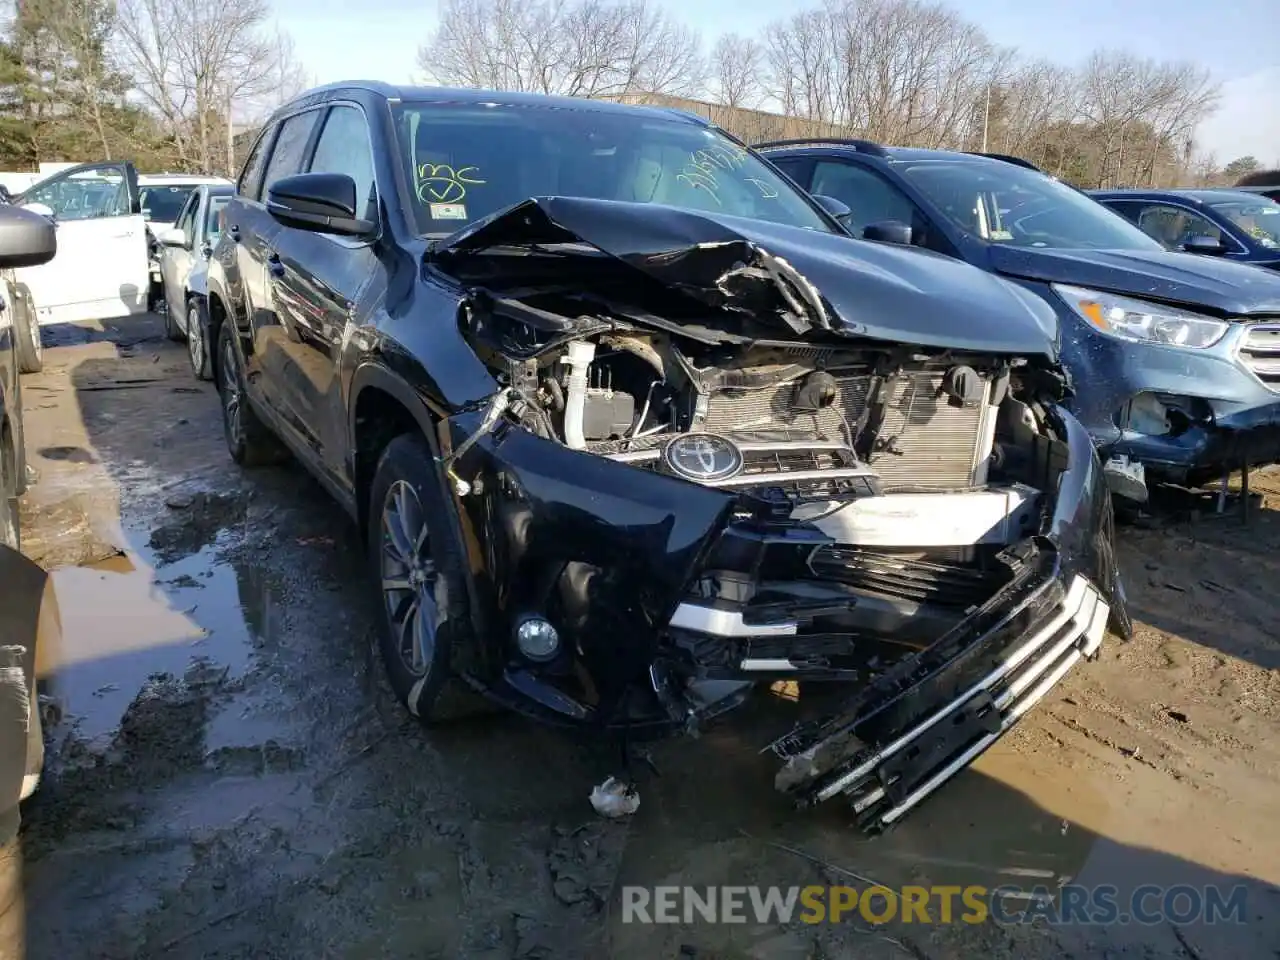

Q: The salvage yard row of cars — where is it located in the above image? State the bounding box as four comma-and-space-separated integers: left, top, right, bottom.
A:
4, 83, 1280, 831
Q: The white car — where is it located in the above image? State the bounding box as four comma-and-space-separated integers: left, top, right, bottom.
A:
9, 162, 230, 327
137, 173, 233, 234
138, 174, 233, 314
155, 183, 232, 378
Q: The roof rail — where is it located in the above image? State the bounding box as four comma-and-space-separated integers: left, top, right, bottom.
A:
753, 137, 889, 158
968, 152, 1043, 172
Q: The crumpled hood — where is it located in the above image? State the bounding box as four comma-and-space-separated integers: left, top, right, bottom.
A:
433, 196, 1059, 356
987, 244, 1280, 315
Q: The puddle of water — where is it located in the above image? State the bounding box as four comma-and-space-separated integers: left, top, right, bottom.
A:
36, 543, 270, 740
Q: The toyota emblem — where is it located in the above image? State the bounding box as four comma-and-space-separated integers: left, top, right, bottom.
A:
661, 433, 745, 483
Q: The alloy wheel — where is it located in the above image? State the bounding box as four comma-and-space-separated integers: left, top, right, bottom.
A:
24, 303, 41, 367
380, 479, 438, 676
220, 335, 243, 445
188, 305, 205, 376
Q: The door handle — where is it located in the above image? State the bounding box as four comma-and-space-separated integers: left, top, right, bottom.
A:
111, 231, 135, 239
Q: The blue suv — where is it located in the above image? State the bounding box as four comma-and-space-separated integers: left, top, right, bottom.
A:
758, 139, 1280, 502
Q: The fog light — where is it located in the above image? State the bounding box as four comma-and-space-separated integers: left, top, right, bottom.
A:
515, 616, 560, 661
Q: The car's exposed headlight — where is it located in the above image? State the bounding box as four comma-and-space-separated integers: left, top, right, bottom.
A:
1053, 284, 1229, 349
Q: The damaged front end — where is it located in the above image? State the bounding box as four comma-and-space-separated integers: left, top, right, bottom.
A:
429, 197, 1130, 827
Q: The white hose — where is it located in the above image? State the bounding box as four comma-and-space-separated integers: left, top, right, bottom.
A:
562, 340, 596, 449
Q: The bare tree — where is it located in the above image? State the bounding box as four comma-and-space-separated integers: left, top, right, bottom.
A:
763, 0, 998, 148
417, 0, 703, 99
1077, 50, 1219, 187
115, 0, 303, 173
708, 32, 762, 110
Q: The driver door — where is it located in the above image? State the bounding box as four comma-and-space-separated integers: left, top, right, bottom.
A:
13, 161, 150, 325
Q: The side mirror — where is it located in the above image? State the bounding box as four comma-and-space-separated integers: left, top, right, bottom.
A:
1181, 235, 1227, 256
159, 226, 187, 247
811, 194, 852, 227
266, 172, 375, 238
863, 219, 913, 245
0, 204, 58, 268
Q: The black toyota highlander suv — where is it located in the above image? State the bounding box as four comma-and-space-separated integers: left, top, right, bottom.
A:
758, 139, 1280, 504
205, 81, 1128, 829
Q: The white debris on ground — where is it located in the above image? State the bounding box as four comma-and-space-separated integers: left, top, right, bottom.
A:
589, 776, 639, 818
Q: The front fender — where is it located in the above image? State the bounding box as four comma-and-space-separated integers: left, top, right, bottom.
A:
448, 417, 736, 718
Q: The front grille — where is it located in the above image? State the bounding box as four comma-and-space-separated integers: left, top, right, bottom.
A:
606, 439, 881, 500
699, 370, 989, 490
807, 546, 1009, 608
1239, 323, 1280, 392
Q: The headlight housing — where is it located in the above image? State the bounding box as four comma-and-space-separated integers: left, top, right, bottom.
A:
1053, 284, 1229, 349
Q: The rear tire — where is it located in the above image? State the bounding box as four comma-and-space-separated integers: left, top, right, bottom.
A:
367, 433, 483, 724
186, 300, 211, 380
162, 298, 182, 342
216, 322, 285, 467
11, 286, 42, 375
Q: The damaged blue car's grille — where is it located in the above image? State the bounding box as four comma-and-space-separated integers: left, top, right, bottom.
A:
1239, 323, 1280, 392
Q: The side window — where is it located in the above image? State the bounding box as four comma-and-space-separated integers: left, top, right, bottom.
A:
206, 196, 229, 244
237, 130, 271, 201
1134, 204, 1224, 249
22, 163, 129, 221
175, 192, 199, 240
811, 161, 920, 234
769, 157, 810, 187
308, 104, 378, 222
261, 110, 321, 197
809, 160, 943, 251
1103, 200, 1144, 225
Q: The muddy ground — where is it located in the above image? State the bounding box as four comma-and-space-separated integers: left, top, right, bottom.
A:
9, 314, 1280, 959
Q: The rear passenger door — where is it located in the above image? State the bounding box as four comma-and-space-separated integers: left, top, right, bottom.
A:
269, 101, 381, 491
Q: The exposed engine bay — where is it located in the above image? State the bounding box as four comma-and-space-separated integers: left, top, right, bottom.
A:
454, 285, 1067, 634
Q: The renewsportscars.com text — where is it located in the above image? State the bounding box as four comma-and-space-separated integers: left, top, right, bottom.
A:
621, 884, 1249, 926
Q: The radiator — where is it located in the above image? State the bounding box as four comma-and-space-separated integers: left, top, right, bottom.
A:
699, 370, 993, 491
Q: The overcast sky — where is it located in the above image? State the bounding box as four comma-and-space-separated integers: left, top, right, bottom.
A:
272, 0, 1279, 166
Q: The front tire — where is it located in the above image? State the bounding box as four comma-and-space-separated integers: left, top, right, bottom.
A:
186, 300, 211, 380
216, 323, 284, 466
0, 497, 17, 552
12, 286, 42, 375
367, 433, 480, 724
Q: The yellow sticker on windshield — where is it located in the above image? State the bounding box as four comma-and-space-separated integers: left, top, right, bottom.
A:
430, 203, 468, 220
416, 164, 485, 204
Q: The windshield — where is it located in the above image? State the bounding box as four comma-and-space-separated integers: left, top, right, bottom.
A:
140, 185, 195, 224
901, 161, 1164, 251
1211, 199, 1280, 249
391, 102, 832, 236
